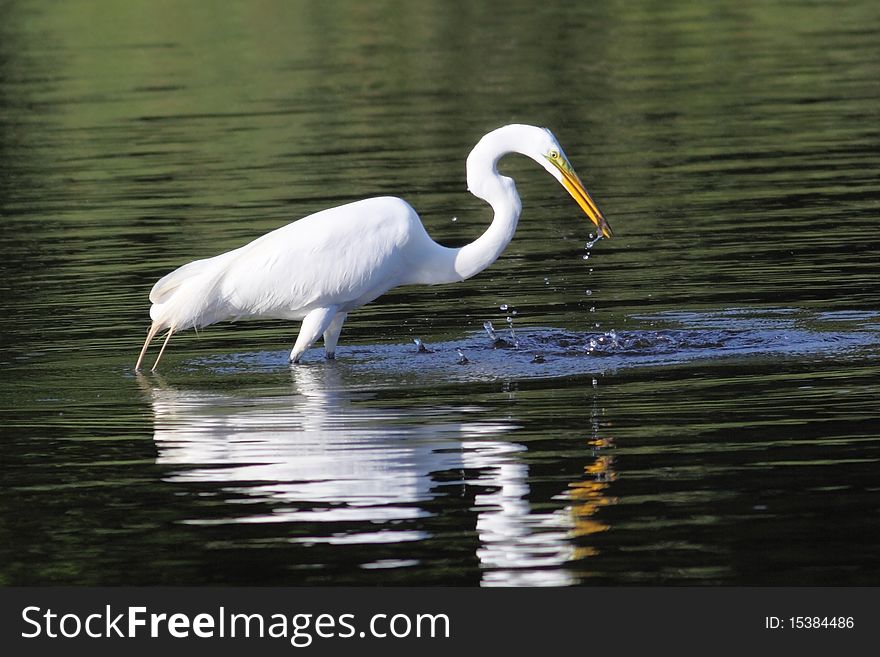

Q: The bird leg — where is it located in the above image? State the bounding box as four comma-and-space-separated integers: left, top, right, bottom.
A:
135, 323, 160, 371
322, 312, 348, 360
152, 328, 175, 372
289, 306, 339, 364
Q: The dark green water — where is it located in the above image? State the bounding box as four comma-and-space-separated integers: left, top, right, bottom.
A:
1, 0, 879, 585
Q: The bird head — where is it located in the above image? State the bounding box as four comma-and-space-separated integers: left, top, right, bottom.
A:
467, 123, 613, 239
533, 128, 613, 239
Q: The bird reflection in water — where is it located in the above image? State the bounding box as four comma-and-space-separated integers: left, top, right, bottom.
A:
138, 366, 616, 585
567, 399, 618, 561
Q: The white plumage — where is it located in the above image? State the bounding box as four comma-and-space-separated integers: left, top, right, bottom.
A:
136, 124, 612, 370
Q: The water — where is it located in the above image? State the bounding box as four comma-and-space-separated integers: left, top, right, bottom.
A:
412, 337, 431, 353
2, 0, 880, 586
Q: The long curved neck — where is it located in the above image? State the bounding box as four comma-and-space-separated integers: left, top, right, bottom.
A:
456, 136, 523, 280
416, 128, 524, 285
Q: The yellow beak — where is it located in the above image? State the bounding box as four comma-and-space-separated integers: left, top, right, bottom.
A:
550, 157, 613, 239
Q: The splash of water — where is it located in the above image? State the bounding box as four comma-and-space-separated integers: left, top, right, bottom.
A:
413, 337, 432, 353
456, 348, 469, 365
605, 329, 619, 348
484, 320, 511, 348
506, 314, 519, 348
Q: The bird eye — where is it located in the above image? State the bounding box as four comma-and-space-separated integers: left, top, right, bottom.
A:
548, 149, 559, 160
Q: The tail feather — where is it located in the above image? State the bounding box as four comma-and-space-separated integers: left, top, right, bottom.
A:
150, 257, 217, 305
149, 257, 234, 332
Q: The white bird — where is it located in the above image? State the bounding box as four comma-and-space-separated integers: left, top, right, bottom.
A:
136, 124, 612, 371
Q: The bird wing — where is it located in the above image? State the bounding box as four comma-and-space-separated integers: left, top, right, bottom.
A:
149, 251, 238, 305
217, 197, 418, 319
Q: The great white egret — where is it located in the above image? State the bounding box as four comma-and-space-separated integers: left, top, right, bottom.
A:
136, 124, 612, 370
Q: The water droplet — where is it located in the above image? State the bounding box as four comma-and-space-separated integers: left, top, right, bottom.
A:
592, 378, 598, 388
505, 314, 518, 347
499, 304, 509, 311
511, 310, 517, 316
582, 254, 590, 261
589, 306, 596, 313
451, 216, 458, 222
585, 289, 593, 296
585, 233, 603, 249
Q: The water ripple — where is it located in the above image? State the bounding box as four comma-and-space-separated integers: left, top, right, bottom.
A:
180, 308, 880, 384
